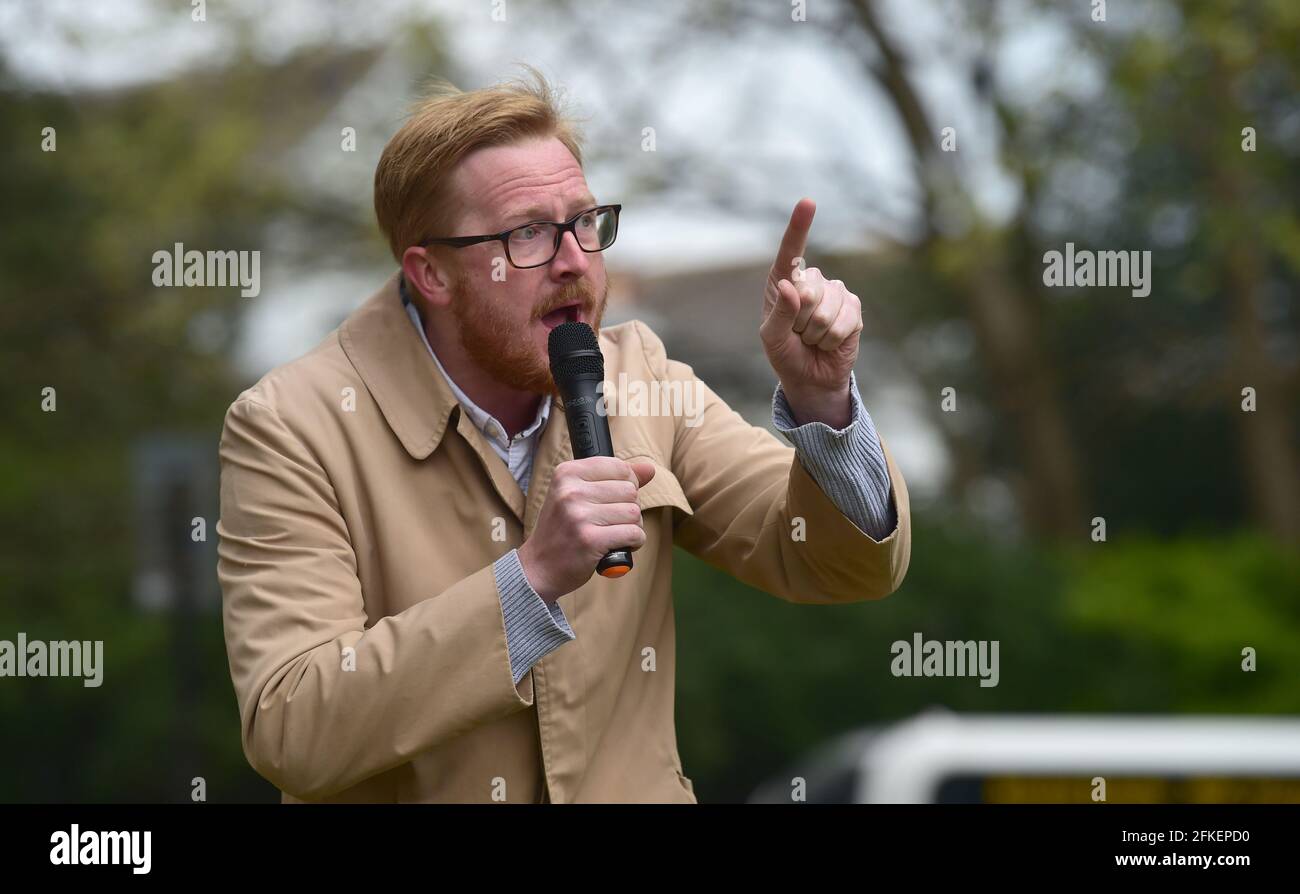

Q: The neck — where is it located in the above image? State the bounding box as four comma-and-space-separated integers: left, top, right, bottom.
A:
420, 305, 542, 439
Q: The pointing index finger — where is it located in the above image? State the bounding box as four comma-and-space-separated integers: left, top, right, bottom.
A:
772, 197, 817, 282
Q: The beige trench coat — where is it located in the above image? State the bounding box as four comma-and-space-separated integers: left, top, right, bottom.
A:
217, 273, 911, 803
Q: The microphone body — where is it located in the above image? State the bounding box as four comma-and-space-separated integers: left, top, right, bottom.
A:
548, 322, 634, 579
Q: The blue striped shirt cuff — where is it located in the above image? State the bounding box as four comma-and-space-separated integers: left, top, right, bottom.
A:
772, 371, 898, 541
492, 548, 576, 685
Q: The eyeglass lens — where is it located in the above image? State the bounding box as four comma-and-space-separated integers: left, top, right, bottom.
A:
507, 207, 617, 266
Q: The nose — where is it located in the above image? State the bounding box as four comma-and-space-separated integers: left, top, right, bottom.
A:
548, 229, 590, 280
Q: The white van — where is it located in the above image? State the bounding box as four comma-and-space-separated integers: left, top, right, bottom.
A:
747, 710, 1300, 804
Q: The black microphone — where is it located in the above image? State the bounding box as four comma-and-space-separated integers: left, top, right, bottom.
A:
547, 321, 633, 579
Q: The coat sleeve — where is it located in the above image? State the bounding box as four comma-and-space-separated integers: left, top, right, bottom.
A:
631, 321, 911, 604
216, 397, 534, 801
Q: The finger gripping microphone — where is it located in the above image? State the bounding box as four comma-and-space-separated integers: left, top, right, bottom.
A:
548, 321, 633, 579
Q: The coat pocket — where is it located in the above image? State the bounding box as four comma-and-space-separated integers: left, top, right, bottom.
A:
618, 452, 693, 517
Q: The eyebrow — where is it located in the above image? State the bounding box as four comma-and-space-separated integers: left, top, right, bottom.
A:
501, 193, 598, 227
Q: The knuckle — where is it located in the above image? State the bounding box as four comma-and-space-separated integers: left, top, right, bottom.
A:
560, 498, 584, 524
576, 525, 600, 551
554, 481, 578, 503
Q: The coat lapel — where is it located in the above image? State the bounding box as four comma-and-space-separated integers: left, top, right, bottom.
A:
339, 272, 528, 523
525, 395, 570, 539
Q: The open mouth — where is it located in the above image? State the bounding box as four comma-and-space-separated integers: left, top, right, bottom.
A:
540, 303, 582, 330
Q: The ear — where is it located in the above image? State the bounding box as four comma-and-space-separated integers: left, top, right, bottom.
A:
401, 246, 456, 310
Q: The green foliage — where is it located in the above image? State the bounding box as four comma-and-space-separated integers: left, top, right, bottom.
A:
1060, 533, 1300, 713
0, 45, 372, 803
673, 521, 1300, 802
0, 600, 268, 802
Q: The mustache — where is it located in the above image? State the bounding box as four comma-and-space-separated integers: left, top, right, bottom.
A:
534, 284, 596, 320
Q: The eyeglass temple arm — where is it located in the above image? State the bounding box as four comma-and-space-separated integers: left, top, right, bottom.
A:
422, 234, 498, 248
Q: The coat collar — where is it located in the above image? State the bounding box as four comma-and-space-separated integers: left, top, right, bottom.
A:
339, 271, 563, 462
339, 272, 456, 460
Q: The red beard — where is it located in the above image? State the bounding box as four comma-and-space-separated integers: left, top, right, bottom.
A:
451, 271, 608, 396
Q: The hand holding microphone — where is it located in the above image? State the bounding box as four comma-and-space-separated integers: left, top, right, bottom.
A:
516, 456, 655, 603
516, 321, 654, 604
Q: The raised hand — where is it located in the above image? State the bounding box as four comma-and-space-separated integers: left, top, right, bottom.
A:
759, 198, 862, 427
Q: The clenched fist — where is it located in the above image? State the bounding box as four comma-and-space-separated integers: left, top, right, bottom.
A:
517, 457, 657, 603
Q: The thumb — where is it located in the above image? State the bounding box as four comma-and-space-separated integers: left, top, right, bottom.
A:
629, 461, 657, 489
762, 278, 800, 334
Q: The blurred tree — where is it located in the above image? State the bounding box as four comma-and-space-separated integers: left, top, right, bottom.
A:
549, 0, 1299, 544
0, 22, 399, 799
1068, 0, 1300, 541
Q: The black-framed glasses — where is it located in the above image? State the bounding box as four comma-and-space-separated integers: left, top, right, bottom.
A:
420, 204, 621, 270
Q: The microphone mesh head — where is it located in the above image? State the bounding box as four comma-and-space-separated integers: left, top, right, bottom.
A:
548, 321, 604, 381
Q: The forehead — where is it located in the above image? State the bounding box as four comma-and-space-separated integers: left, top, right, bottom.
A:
451, 136, 592, 228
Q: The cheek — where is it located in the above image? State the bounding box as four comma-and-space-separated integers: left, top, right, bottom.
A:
469, 272, 532, 323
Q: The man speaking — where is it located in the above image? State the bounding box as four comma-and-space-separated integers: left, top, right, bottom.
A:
216, 70, 911, 803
